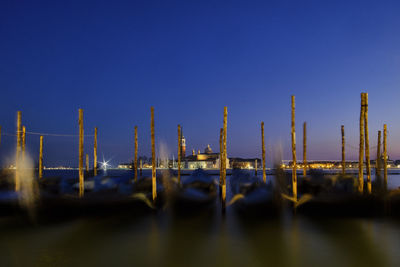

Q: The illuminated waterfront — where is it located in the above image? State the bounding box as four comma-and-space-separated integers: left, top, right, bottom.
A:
3, 0, 400, 266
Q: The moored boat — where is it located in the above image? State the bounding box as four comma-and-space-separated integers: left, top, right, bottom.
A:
172, 168, 218, 216
229, 169, 281, 217
295, 173, 386, 217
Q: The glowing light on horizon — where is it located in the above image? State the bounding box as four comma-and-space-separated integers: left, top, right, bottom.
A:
101, 154, 111, 171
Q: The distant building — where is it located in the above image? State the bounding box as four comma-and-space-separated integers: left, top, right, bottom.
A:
230, 158, 260, 169
118, 163, 132, 169
184, 144, 229, 169
205, 144, 212, 154
282, 158, 395, 169
181, 135, 186, 158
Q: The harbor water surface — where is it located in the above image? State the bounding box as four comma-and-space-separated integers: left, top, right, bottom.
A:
0, 169, 400, 267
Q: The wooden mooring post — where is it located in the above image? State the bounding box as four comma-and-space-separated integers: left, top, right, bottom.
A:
383, 124, 388, 190
364, 93, 371, 194
134, 126, 138, 182
22, 126, 26, 163
178, 124, 181, 184
376, 130, 381, 178
261, 121, 266, 182
219, 128, 223, 186
222, 107, 227, 208
15, 111, 21, 192
303, 122, 307, 177
291, 96, 297, 201
86, 154, 89, 173
255, 159, 257, 176
94, 127, 98, 176
341, 125, 345, 175
358, 93, 365, 193
39, 136, 43, 179
79, 109, 84, 197
140, 159, 143, 176
151, 107, 157, 202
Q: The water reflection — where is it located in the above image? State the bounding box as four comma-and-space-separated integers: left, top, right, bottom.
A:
1, 170, 400, 266
1, 211, 400, 266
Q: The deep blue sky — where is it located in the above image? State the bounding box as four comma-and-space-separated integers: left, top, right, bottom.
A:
1, 0, 400, 167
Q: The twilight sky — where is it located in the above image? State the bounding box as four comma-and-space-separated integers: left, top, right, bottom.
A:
1, 0, 400, 167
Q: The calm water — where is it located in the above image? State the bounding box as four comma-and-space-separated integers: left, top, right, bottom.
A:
0, 170, 400, 267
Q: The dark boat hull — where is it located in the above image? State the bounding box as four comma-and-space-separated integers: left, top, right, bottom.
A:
172, 169, 218, 216
230, 170, 281, 218
296, 194, 385, 217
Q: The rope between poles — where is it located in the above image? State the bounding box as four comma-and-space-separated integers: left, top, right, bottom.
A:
26, 131, 94, 137
1, 131, 94, 137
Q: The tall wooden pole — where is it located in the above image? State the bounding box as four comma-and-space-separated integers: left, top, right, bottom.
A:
151, 107, 156, 202
134, 126, 138, 182
222, 107, 227, 207
22, 126, 26, 163
177, 124, 181, 184
341, 125, 345, 175
376, 130, 381, 178
140, 159, 143, 176
291, 96, 297, 201
383, 124, 388, 190
255, 159, 257, 176
79, 109, 84, 197
364, 93, 371, 194
39, 136, 43, 179
303, 122, 307, 177
358, 93, 365, 193
86, 154, 89, 173
261, 121, 266, 182
94, 127, 98, 176
15, 111, 21, 192
219, 128, 223, 186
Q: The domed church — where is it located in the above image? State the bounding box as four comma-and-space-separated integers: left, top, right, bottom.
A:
184, 144, 228, 169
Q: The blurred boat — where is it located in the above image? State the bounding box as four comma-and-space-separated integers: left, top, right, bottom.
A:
229, 169, 281, 217
129, 168, 177, 208
295, 173, 385, 217
0, 171, 176, 220
172, 168, 218, 215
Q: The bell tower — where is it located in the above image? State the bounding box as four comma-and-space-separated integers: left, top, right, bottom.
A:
181, 135, 186, 158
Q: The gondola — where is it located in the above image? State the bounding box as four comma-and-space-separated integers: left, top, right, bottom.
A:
0, 170, 177, 221
229, 169, 281, 217
294, 172, 386, 217
172, 168, 218, 216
